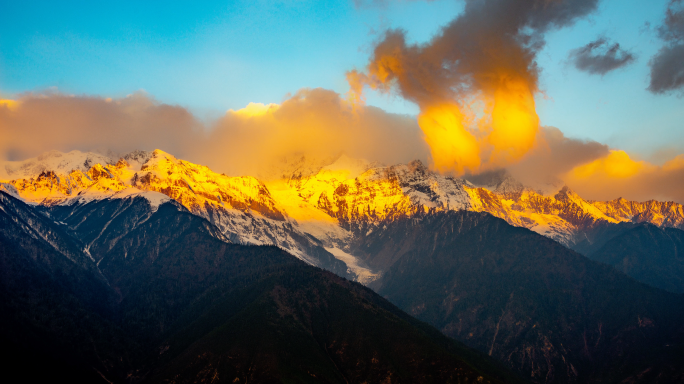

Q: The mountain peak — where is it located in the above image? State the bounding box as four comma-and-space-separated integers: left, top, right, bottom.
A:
2, 150, 116, 179
121, 150, 152, 168
151, 148, 172, 157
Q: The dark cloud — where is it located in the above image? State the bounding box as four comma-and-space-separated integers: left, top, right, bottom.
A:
649, 44, 684, 94
352, 0, 600, 106
569, 37, 636, 75
348, 0, 600, 175
658, 0, 684, 41
648, 0, 684, 94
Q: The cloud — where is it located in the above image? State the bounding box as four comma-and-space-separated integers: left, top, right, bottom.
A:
648, 0, 684, 94
506, 129, 684, 204
351, 0, 600, 104
563, 151, 684, 203
198, 88, 428, 178
2, 88, 684, 203
649, 44, 684, 94
0, 89, 428, 178
348, 0, 599, 174
345, 0, 684, 203
568, 37, 636, 75
0, 92, 201, 163
506, 126, 610, 185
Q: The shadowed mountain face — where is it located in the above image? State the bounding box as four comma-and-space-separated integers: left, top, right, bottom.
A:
0, 190, 134, 382
143, 266, 522, 384
567, 220, 640, 256
359, 211, 684, 384
589, 223, 684, 294
0, 190, 521, 384
37, 192, 352, 280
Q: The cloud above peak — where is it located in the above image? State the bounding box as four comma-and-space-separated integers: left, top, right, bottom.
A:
347, 0, 600, 176
0, 89, 428, 179
1, 87, 684, 203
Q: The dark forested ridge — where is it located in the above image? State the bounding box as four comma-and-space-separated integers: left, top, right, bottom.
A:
358, 211, 684, 384
5, 186, 684, 384
588, 223, 684, 294
0, 191, 521, 383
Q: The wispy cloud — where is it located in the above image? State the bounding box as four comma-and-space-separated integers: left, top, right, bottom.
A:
568, 37, 636, 75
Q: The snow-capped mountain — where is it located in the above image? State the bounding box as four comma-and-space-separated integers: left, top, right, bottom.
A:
2, 149, 350, 277
3, 149, 684, 283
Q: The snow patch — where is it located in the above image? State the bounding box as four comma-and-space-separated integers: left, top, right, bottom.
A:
64, 187, 170, 212
324, 247, 378, 285
2, 150, 116, 179
0, 183, 21, 199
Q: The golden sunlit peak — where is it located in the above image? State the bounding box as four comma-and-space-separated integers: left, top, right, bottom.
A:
230, 102, 279, 118
0, 99, 20, 111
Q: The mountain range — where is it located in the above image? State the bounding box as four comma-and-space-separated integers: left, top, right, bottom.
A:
4, 149, 683, 283
2, 149, 684, 383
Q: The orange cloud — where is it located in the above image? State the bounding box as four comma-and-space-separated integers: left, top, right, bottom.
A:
563, 150, 684, 202
200, 88, 428, 178
229, 102, 280, 118
417, 103, 481, 174
0, 89, 428, 179
568, 150, 649, 180
347, 1, 607, 175
0, 99, 19, 111
2, 88, 683, 203
0, 92, 200, 163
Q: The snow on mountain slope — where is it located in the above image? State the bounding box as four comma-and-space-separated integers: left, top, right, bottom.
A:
132, 149, 285, 220
129, 150, 351, 275
4, 149, 684, 283
287, 158, 580, 246
287, 158, 684, 249
324, 247, 378, 285
592, 198, 684, 228
0, 182, 21, 200
66, 188, 171, 212
290, 158, 438, 229
0, 149, 350, 277
2, 150, 117, 180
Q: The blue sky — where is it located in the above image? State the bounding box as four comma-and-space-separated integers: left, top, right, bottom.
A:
1, 0, 681, 162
